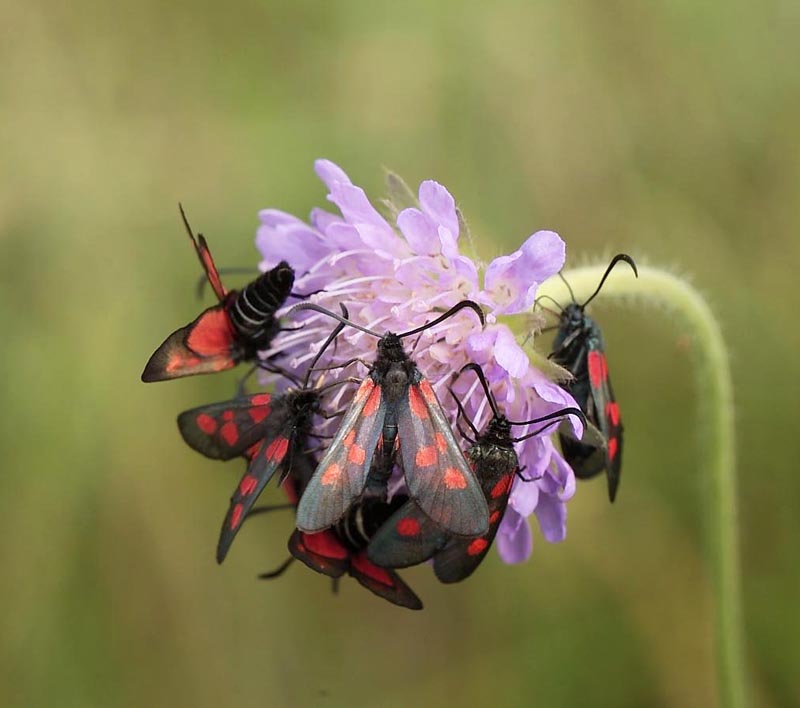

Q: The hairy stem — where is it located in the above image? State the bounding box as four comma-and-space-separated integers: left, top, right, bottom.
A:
538, 264, 746, 708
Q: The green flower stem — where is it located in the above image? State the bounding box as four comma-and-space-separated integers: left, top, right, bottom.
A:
537, 265, 747, 708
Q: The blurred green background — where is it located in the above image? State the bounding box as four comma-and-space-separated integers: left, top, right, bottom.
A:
1, 1, 797, 706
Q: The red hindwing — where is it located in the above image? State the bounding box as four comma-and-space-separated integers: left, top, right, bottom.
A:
289, 530, 422, 610
348, 551, 422, 610
141, 303, 238, 382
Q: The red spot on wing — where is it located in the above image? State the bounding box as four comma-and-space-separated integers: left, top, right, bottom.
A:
408, 386, 429, 420
435, 432, 447, 453
265, 436, 289, 462
347, 444, 366, 464
354, 378, 375, 403
490, 475, 513, 499
222, 411, 234, 421
587, 350, 608, 389
415, 445, 437, 468
351, 553, 393, 586
467, 538, 488, 556
397, 517, 421, 537
196, 414, 217, 434
302, 531, 349, 560
248, 406, 270, 423
221, 422, 238, 446
250, 393, 271, 407
239, 475, 258, 496
362, 385, 382, 417
489, 510, 501, 524
321, 463, 343, 486
230, 503, 244, 529
418, 379, 438, 405
608, 437, 619, 460
606, 401, 621, 426
343, 429, 356, 447
186, 309, 235, 356
444, 468, 467, 490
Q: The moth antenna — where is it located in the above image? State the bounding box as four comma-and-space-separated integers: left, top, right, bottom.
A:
398, 300, 485, 339
287, 303, 381, 339
258, 556, 295, 580
449, 388, 481, 440
581, 253, 638, 309
302, 304, 349, 389
534, 294, 565, 316
558, 271, 576, 303
508, 407, 586, 442
513, 420, 563, 443
456, 363, 501, 420
507, 406, 585, 430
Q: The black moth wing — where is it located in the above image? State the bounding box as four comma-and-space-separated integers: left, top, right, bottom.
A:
348, 551, 423, 610
295, 377, 386, 532
177, 393, 275, 460
288, 528, 350, 579
551, 308, 623, 501
289, 520, 423, 610
396, 377, 489, 537
217, 392, 318, 562
366, 501, 448, 569
583, 338, 623, 501
433, 443, 517, 583
557, 419, 607, 479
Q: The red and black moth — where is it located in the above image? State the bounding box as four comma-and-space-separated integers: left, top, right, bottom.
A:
292, 301, 491, 538
286, 495, 423, 610
177, 315, 349, 563
367, 363, 585, 582
142, 205, 295, 382
252, 447, 423, 609
549, 253, 638, 502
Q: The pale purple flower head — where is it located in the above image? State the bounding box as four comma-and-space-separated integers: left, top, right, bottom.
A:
256, 160, 582, 563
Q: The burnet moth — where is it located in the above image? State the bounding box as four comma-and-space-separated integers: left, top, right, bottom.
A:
367, 363, 585, 582
286, 494, 423, 610
252, 450, 423, 609
548, 253, 637, 502
142, 205, 295, 382
292, 300, 491, 538
177, 312, 349, 563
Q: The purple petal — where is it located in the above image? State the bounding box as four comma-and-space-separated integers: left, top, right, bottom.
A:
552, 450, 577, 500
534, 492, 568, 543
419, 180, 458, 238
507, 473, 540, 517
314, 159, 353, 188
396, 208, 439, 255
528, 367, 584, 438
497, 508, 533, 563
256, 211, 329, 273
309, 207, 340, 233
492, 326, 530, 378
484, 230, 566, 315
